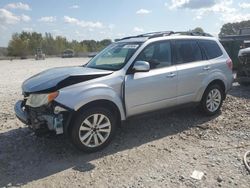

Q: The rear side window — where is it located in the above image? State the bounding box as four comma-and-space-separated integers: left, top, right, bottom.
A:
198, 40, 223, 59
174, 40, 203, 64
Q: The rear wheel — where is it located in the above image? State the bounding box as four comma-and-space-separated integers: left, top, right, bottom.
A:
70, 107, 117, 152
200, 84, 223, 116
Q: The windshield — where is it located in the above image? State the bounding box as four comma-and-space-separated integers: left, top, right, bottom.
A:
86, 42, 141, 71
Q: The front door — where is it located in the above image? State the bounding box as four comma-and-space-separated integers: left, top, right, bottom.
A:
125, 40, 177, 117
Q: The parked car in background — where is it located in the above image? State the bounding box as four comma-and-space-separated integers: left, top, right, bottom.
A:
15, 31, 233, 152
88, 52, 98, 58
62, 49, 74, 58
237, 47, 250, 86
35, 48, 45, 60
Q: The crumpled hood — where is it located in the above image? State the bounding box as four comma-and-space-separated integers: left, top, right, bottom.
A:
22, 66, 113, 93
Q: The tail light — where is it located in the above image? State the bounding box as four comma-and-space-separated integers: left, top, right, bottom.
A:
226, 59, 233, 70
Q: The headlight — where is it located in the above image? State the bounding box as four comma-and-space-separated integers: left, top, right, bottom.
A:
26, 91, 59, 107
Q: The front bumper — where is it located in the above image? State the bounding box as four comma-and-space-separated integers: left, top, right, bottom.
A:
14, 100, 30, 125
14, 100, 72, 135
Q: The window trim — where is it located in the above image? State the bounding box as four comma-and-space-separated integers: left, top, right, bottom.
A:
172, 39, 206, 65
126, 40, 174, 74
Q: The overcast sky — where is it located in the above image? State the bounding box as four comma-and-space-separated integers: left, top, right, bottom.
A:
1, 0, 250, 47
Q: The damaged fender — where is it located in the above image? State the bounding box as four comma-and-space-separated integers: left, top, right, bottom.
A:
55, 84, 126, 120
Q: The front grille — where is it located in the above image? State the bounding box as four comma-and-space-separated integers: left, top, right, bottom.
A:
25, 105, 53, 130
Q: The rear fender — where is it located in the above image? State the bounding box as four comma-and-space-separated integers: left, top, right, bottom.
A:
194, 71, 227, 102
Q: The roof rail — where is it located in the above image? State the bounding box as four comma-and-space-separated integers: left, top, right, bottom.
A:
138, 31, 174, 38
117, 31, 174, 41
174, 31, 213, 37
116, 31, 213, 41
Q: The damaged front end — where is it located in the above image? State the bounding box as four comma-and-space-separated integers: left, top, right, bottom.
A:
14, 66, 113, 135
14, 91, 72, 135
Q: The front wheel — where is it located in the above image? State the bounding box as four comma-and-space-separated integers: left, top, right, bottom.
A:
70, 107, 117, 152
200, 84, 224, 116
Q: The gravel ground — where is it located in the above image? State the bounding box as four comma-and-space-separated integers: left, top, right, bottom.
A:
0, 58, 249, 188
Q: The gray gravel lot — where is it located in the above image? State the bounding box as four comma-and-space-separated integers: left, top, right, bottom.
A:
0, 58, 250, 187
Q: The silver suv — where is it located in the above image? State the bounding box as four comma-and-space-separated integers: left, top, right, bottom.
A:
15, 31, 234, 152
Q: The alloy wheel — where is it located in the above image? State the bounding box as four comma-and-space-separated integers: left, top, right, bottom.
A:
206, 88, 222, 112
78, 113, 111, 148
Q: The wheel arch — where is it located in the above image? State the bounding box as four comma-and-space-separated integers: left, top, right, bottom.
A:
206, 79, 226, 99
201, 79, 226, 100
66, 99, 123, 137
56, 85, 126, 119
195, 78, 227, 102
77, 99, 122, 121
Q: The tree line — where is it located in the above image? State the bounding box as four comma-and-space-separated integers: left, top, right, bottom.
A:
6, 21, 250, 57
219, 20, 250, 37
7, 32, 112, 57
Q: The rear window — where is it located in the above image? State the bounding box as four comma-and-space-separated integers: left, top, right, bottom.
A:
175, 40, 203, 64
198, 40, 223, 59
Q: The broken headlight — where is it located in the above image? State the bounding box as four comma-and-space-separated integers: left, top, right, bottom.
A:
26, 91, 59, 108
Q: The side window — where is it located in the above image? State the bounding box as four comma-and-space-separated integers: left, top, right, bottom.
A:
136, 41, 172, 69
175, 40, 203, 64
198, 40, 223, 59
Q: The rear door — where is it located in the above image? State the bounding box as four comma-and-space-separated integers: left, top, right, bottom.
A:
125, 40, 177, 117
173, 39, 211, 104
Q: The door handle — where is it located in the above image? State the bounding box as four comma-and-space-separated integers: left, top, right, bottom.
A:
203, 66, 211, 71
166, 72, 176, 78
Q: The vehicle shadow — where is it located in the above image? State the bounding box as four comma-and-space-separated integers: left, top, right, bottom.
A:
0, 106, 216, 187
229, 83, 250, 99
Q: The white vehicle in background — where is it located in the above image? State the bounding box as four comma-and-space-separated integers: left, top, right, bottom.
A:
35, 48, 45, 60
62, 49, 74, 58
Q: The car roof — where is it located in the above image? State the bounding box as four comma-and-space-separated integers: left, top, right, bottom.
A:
116, 31, 216, 43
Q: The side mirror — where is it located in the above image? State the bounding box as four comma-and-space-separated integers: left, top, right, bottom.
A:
133, 61, 150, 72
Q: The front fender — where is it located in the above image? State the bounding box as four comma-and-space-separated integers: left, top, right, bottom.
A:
55, 84, 126, 120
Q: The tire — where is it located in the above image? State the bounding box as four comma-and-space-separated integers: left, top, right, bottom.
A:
200, 84, 224, 116
70, 107, 117, 152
